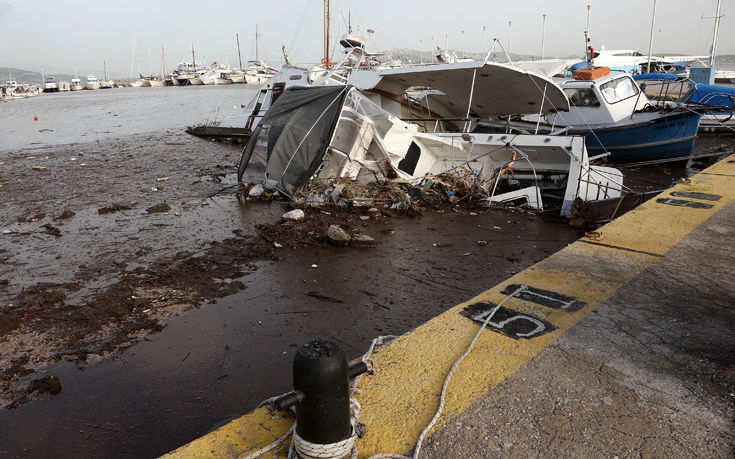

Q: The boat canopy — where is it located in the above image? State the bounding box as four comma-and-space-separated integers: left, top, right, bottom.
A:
348, 60, 570, 117
238, 85, 352, 195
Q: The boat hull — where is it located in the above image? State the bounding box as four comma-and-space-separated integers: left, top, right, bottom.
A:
570, 111, 701, 161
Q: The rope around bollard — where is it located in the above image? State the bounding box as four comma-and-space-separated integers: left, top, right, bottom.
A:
240, 287, 527, 459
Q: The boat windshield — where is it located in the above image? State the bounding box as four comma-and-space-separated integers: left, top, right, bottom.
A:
563, 88, 601, 108
599, 77, 639, 104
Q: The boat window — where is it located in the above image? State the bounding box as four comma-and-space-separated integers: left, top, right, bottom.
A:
271, 83, 286, 104
563, 88, 600, 107
599, 77, 639, 104
289, 75, 302, 80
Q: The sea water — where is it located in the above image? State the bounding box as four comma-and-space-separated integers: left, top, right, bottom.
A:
0, 84, 259, 153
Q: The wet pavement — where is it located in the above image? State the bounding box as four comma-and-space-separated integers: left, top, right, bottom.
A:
423, 200, 735, 458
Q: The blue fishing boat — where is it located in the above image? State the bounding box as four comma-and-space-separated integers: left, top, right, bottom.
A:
519, 70, 702, 161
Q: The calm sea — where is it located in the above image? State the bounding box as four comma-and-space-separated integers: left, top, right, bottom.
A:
716, 55, 735, 70
0, 85, 259, 153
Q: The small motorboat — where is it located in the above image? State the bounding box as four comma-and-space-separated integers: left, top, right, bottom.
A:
85, 74, 101, 90
70, 77, 84, 91
487, 69, 702, 161
43, 76, 59, 93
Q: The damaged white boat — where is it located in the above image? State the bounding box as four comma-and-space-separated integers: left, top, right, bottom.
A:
238, 61, 623, 218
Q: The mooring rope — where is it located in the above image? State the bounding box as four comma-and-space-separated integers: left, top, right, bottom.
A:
241, 287, 527, 459
408, 284, 528, 459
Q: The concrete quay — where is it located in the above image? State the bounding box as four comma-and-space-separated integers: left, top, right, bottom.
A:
164, 154, 735, 458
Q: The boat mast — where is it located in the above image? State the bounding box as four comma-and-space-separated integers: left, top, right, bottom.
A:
323, 0, 330, 66
255, 24, 260, 62
646, 0, 657, 73
584, 5, 591, 61
130, 32, 137, 79
541, 14, 547, 60
236, 33, 243, 70
710, 0, 722, 67
508, 21, 512, 56
161, 47, 165, 79
192, 43, 197, 71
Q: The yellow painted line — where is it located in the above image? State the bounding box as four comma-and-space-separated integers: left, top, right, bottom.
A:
163, 154, 735, 458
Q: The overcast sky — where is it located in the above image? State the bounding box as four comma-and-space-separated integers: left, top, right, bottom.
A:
1, 0, 732, 77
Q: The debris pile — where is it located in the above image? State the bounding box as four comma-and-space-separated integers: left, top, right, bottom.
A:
241, 165, 536, 217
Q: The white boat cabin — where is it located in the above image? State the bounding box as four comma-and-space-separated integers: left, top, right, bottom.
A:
545, 72, 650, 127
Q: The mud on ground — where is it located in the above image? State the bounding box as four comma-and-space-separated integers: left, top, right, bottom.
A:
0, 130, 560, 409
0, 132, 284, 408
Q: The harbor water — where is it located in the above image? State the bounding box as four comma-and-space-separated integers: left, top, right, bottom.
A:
0, 85, 259, 153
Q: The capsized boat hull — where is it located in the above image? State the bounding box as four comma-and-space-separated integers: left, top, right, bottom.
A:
568, 111, 701, 161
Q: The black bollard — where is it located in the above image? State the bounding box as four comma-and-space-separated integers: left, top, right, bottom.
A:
293, 340, 352, 445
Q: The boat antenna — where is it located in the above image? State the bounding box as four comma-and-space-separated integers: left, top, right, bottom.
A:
710, 0, 722, 66
236, 33, 243, 70
646, 0, 657, 73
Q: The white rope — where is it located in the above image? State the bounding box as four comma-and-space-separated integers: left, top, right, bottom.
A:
290, 431, 357, 459
238, 423, 295, 459
240, 283, 526, 459
410, 284, 528, 459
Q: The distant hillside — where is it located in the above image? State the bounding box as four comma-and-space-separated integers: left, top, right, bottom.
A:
387, 48, 539, 64
0, 68, 76, 85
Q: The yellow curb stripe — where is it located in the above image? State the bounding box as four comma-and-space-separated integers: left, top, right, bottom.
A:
163, 154, 735, 458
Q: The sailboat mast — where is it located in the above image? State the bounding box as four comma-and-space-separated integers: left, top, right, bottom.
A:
323, 0, 330, 66
646, 0, 657, 73
255, 24, 259, 62
161, 47, 165, 78
541, 14, 547, 60
130, 32, 137, 79
236, 33, 243, 69
192, 43, 197, 71
710, 0, 722, 67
